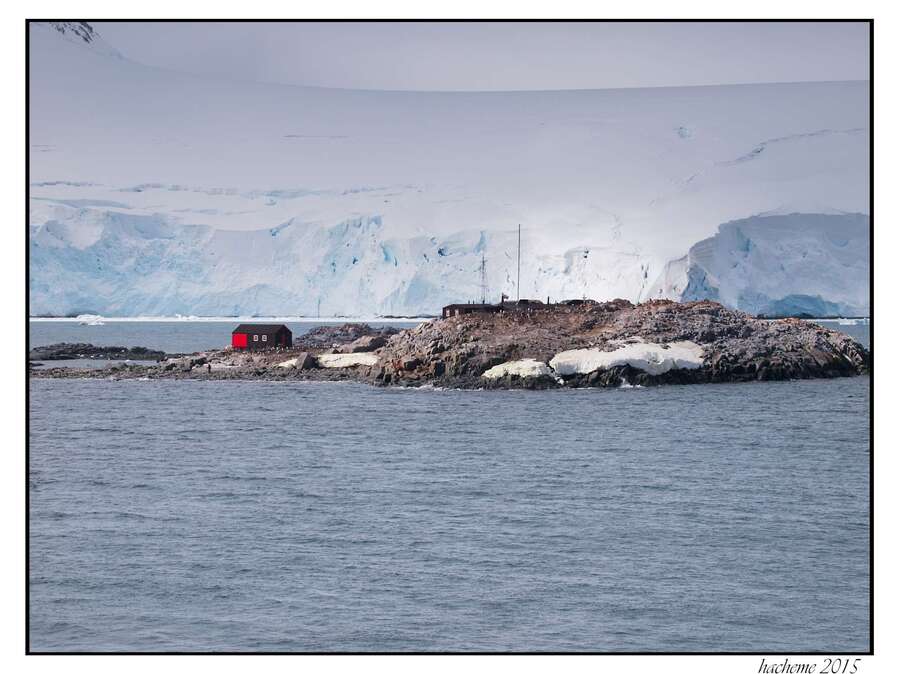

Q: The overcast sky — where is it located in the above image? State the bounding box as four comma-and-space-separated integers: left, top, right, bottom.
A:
95, 21, 869, 92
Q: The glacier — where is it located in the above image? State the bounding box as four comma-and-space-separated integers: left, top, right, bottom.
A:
28, 22, 870, 317
646, 212, 870, 316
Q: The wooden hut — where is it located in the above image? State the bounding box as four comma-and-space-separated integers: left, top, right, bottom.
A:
231, 324, 292, 350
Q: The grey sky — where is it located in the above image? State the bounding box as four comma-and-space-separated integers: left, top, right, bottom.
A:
96, 21, 869, 92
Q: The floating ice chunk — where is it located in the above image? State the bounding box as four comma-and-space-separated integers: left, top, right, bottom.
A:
550, 341, 705, 376
481, 358, 554, 379
77, 314, 105, 325
277, 357, 298, 368
317, 352, 379, 368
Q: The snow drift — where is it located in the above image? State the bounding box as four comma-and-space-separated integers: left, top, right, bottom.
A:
482, 359, 555, 380
317, 353, 379, 368
549, 341, 706, 376
481, 342, 705, 380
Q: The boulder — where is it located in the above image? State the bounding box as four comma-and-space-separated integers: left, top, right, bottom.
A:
276, 352, 318, 370
401, 357, 421, 371
343, 335, 388, 353
295, 352, 317, 370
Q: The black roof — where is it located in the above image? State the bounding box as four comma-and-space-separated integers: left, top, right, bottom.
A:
232, 323, 292, 334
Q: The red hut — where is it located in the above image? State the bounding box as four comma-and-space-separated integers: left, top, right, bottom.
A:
231, 324, 292, 350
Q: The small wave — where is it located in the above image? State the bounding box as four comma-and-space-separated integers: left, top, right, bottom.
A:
391, 383, 447, 391
113, 511, 155, 521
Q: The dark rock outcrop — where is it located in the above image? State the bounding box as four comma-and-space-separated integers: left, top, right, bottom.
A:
29, 342, 168, 361
294, 323, 399, 351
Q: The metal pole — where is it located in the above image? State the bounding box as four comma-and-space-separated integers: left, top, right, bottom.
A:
517, 224, 521, 301
479, 253, 487, 304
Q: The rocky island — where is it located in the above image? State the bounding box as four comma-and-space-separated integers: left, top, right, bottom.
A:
29, 300, 869, 388
29, 342, 169, 363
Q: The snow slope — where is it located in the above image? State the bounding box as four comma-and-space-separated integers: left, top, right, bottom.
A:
28, 22, 870, 316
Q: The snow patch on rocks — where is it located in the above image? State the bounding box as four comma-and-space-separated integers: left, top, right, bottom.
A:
482, 358, 553, 380
550, 341, 705, 376
317, 352, 379, 368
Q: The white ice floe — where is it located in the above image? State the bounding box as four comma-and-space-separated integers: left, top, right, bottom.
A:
277, 357, 298, 368
481, 358, 554, 379
549, 341, 705, 376
317, 352, 379, 368
76, 314, 105, 325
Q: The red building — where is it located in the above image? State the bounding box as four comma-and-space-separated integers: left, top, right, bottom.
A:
231, 324, 292, 350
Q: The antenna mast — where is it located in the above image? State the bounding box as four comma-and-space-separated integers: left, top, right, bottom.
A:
517, 224, 521, 301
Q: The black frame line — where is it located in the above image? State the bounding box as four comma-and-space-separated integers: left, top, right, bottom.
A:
24, 17, 875, 656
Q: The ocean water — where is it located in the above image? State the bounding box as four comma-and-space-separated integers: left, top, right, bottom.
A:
28, 320, 870, 651
29, 373, 870, 652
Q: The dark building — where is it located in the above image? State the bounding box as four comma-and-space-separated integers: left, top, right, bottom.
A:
231, 324, 292, 350
506, 298, 544, 309
441, 303, 503, 319
440, 296, 604, 319
441, 298, 551, 318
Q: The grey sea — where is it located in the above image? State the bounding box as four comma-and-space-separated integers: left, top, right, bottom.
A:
28, 320, 871, 652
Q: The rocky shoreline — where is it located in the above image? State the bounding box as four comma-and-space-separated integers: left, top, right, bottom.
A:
29, 300, 870, 389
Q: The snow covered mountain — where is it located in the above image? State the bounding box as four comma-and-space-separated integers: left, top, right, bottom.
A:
28, 22, 870, 317
38, 21, 122, 58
